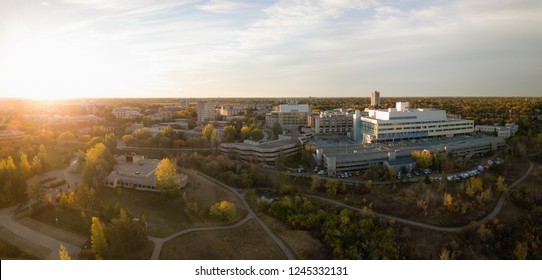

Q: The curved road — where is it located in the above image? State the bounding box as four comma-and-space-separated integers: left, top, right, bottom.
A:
0, 205, 82, 259
306, 161, 534, 232
148, 171, 296, 260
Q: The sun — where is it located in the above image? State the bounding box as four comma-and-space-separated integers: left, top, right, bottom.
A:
0, 35, 151, 100
0, 37, 106, 100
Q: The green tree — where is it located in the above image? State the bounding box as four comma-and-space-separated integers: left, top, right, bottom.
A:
222, 125, 237, 142
325, 179, 339, 196
311, 175, 321, 190
37, 144, 48, 168
209, 200, 237, 222
59, 244, 71, 260
155, 158, 180, 196
105, 208, 148, 259
74, 184, 96, 214
90, 216, 107, 259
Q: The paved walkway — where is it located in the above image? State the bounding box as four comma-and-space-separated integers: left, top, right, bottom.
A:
306, 161, 534, 232
148, 171, 296, 260
0, 205, 83, 259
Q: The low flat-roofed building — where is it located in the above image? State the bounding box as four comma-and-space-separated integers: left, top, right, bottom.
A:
220, 137, 303, 164
320, 135, 504, 176
113, 107, 142, 119
104, 155, 188, 192
0, 128, 25, 141
475, 123, 519, 139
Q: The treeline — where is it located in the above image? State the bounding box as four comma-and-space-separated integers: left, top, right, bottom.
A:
177, 152, 272, 189
258, 188, 401, 259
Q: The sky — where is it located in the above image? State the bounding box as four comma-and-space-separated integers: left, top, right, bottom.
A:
0, 0, 541, 99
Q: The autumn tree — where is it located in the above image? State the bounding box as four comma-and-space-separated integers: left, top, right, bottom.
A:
209, 200, 237, 222
19, 152, 31, 178
59, 244, 71, 260
90, 216, 107, 259
496, 176, 507, 193
202, 123, 217, 150
105, 208, 148, 258
26, 177, 45, 212
74, 184, 96, 214
82, 143, 114, 188
31, 155, 42, 175
155, 158, 180, 196
325, 178, 339, 196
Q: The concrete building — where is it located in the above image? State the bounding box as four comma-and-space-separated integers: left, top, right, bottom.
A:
320, 135, 505, 176
113, 107, 142, 119
220, 137, 303, 164
353, 102, 474, 143
104, 155, 188, 192
196, 101, 216, 124
218, 105, 244, 117
266, 104, 310, 131
371, 90, 380, 106
475, 123, 519, 139
307, 109, 354, 135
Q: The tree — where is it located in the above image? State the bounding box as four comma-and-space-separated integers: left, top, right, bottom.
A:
58, 131, 76, 142
90, 216, 107, 259
19, 152, 31, 178
202, 123, 217, 149
155, 158, 180, 196
37, 144, 48, 168
209, 200, 237, 222
105, 208, 148, 258
74, 184, 96, 214
26, 177, 45, 212
443, 192, 454, 212
325, 179, 339, 196
222, 125, 237, 142
82, 143, 114, 188
59, 244, 71, 260
31, 155, 42, 175
496, 176, 507, 193
121, 134, 134, 145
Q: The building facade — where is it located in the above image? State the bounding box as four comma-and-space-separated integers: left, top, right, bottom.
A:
265, 104, 310, 131
112, 107, 142, 119
196, 101, 216, 124
220, 137, 303, 164
371, 90, 380, 106
104, 155, 188, 192
308, 109, 354, 135
353, 102, 474, 143
475, 123, 519, 139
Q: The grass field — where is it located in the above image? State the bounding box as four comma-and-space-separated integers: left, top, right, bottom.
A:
159, 220, 285, 260
31, 206, 90, 236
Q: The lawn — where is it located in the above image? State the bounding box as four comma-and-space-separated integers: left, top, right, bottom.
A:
96, 187, 191, 238
95, 171, 247, 238
31, 206, 90, 236
159, 220, 286, 260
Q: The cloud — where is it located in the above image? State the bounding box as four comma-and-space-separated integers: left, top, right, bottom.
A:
198, 0, 249, 13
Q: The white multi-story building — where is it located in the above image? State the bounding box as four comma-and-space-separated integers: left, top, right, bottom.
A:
475, 123, 519, 139
112, 107, 141, 119
308, 109, 354, 135
196, 101, 216, 124
266, 104, 310, 131
353, 102, 474, 143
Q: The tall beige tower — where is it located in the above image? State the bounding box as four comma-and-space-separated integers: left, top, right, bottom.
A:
371, 90, 380, 106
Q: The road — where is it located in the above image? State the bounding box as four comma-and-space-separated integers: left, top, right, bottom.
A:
148, 171, 296, 260
305, 161, 534, 232
0, 205, 82, 259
